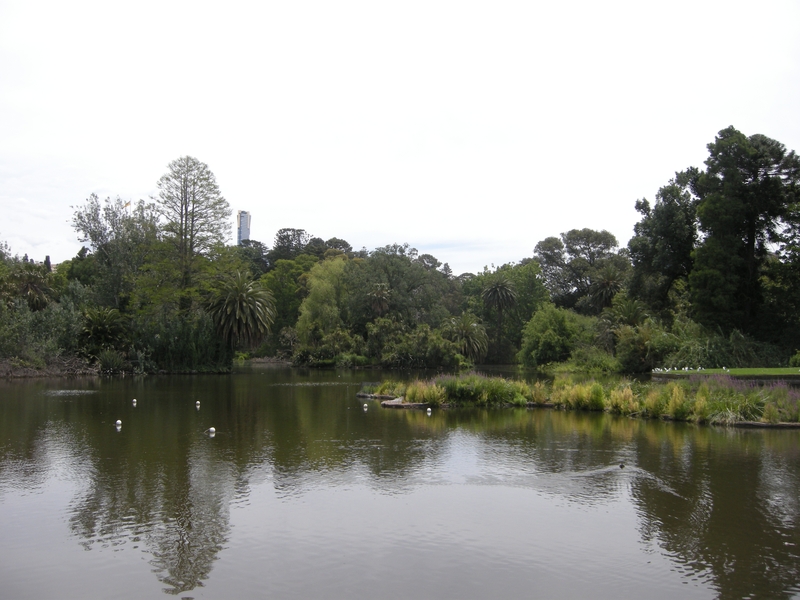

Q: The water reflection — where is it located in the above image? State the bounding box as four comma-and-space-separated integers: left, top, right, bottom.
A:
1, 371, 800, 598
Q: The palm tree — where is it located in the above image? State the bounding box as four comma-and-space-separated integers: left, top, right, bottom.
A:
9, 265, 53, 311
442, 313, 489, 363
610, 295, 648, 327
589, 265, 624, 310
368, 283, 391, 317
208, 272, 276, 348
82, 307, 126, 351
481, 275, 517, 339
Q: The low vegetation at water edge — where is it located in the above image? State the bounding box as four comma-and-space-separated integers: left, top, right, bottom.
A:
374, 373, 800, 425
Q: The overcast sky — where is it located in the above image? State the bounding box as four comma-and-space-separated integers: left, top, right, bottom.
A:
2, 0, 799, 275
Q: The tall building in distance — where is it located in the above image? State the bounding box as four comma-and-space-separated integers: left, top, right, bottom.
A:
237, 210, 251, 245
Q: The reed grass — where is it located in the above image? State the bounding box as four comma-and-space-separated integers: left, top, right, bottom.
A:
373, 372, 800, 425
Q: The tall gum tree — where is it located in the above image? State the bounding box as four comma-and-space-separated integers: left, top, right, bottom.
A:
71, 194, 159, 309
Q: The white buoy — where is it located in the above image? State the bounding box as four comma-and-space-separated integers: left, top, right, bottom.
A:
207, 427, 216, 434
196, 401, 201, 406
363, 403, 368, 409
115, 419, 122, 426
427, 407, 432, 415
132, 399, 137, 406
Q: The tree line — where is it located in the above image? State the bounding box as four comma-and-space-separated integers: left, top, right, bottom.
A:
1, 125, 798, 373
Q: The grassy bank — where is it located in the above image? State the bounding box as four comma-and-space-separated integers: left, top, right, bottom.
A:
368, 373, 800, 425
654, 367, 800, 379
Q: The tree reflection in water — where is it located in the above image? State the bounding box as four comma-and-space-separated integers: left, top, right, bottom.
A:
2, 373, 800, 598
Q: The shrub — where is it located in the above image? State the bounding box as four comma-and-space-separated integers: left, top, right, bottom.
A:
422, 383, 446, 406
615, 319, 677, 373
131, 312, 231, 372
762, 403, 780, 424
608, 386, 638, 415
666, 384, 691, 420
692, 383, 711, 423
642, 389, 667, 418
0, 298, 84, 367
567, 346, 621, 373
335, 353, 369, 368
380, 325, 460, 369
587, 382, 606, 410
518, 305, 593, 367
530, 381, 549, 404
374, 380, 406, 397
97, 349, 127, 374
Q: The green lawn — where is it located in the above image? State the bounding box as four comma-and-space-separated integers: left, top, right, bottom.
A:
658, 367, 800, 377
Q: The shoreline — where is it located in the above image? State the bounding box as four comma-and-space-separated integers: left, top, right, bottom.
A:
372, 395, 800, 428
0, 357, 98, 379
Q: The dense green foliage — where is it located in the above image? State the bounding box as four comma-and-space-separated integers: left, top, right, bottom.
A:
2, 127, 799, 374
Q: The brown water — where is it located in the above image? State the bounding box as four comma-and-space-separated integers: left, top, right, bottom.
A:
1, 365, 799, 599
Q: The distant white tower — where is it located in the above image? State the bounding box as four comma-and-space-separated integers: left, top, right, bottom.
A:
237, 210, 251, 245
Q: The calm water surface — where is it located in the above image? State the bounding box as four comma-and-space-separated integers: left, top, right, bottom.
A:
1, 365, 799, 599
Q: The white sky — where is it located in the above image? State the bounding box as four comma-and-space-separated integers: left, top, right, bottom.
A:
2, 0, 799, 275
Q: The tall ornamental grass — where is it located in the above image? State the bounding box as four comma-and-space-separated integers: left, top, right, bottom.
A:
373, 373, 800, 425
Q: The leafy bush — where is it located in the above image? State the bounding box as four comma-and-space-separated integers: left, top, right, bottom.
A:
379, 325, 460, 369
97, 349, 128, 374
567, 346, 621, 373
518, 305, 593, 367
664, 319, 786, 369
131, 311, 231, 372
614, 319, 677, 373
0, 298, 84, 367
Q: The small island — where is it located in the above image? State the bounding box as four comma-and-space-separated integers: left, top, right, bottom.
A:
360, 372, 800, 428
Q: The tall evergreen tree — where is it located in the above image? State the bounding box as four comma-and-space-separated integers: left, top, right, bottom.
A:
628, 170, 699, 312
156, 156, 231, 292
689, 127, 800, 332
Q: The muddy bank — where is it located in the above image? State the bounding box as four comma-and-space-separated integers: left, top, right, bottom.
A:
0, 357, 98, 379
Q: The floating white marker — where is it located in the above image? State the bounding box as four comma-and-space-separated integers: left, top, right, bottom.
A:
115, 419, 122, 426
207, 427, 216, 434
132, 399, 137, 406
427, 407, 432, 415
363, 403, 368, 409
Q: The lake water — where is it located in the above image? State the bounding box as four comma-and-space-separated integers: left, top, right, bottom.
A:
1, 365, 799, 599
